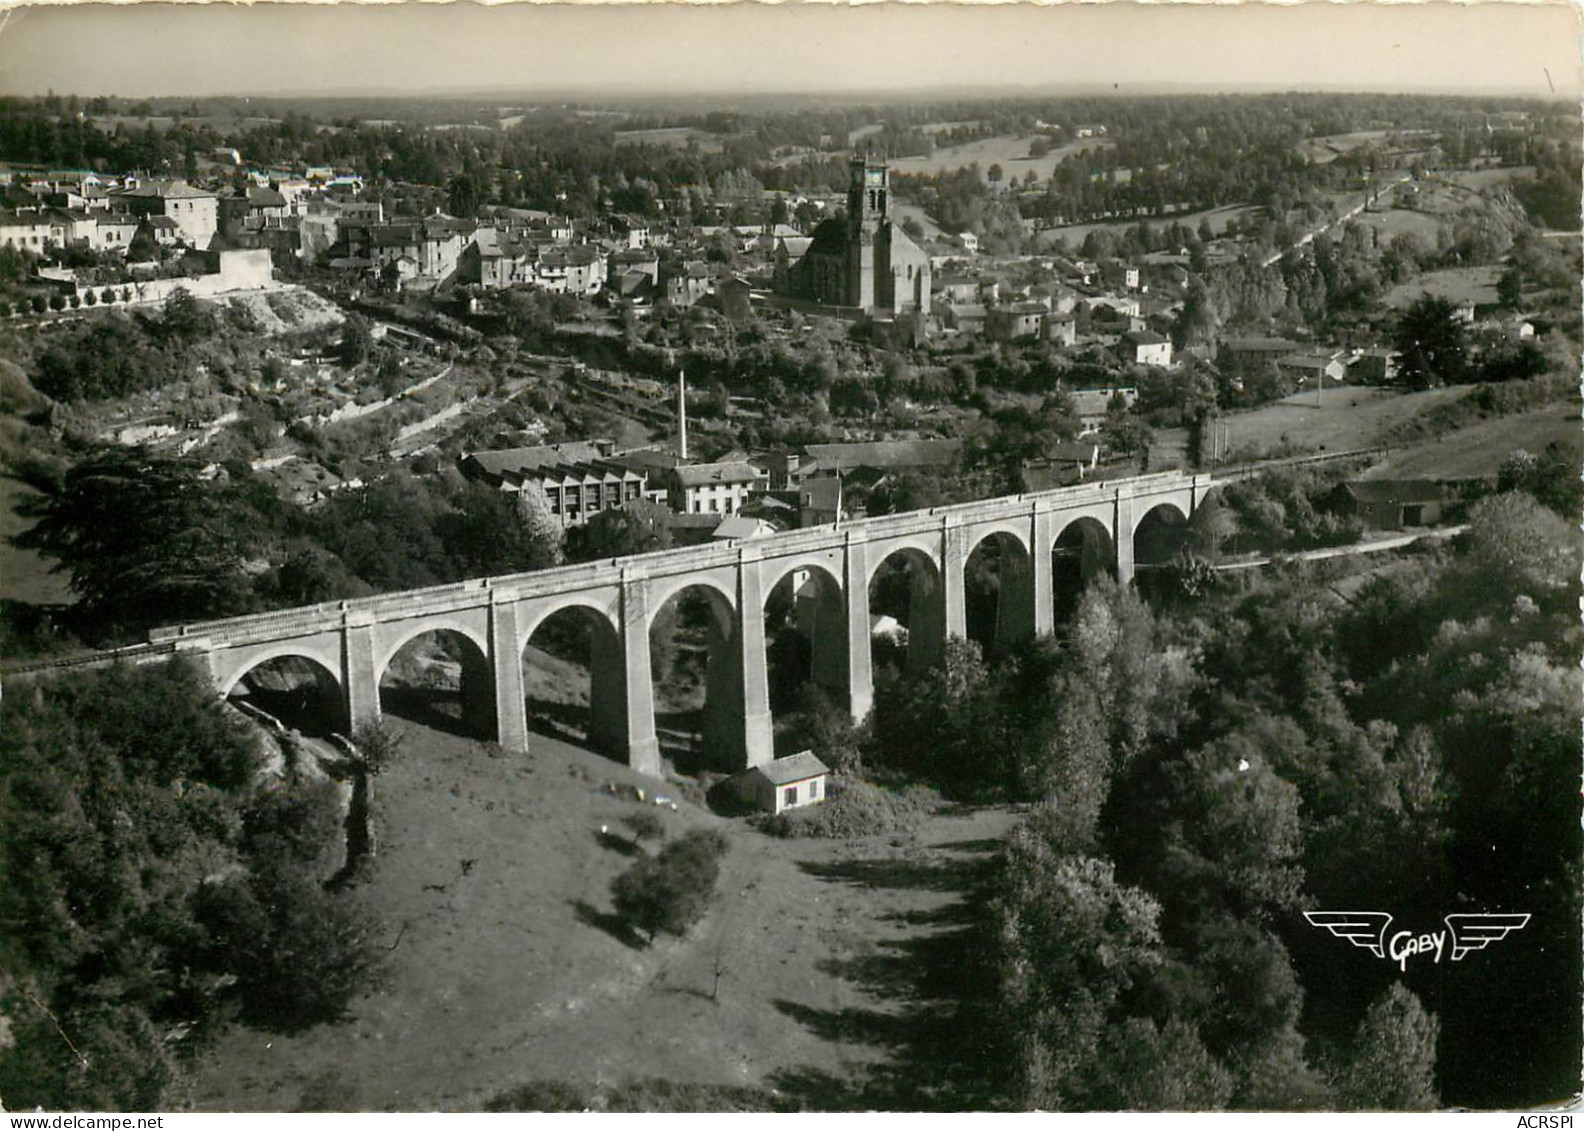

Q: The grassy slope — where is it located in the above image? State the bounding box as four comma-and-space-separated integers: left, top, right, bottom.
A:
1362, 401, 1581, 480
1155, 385, 1471, 466
187, 717, 1015, 1111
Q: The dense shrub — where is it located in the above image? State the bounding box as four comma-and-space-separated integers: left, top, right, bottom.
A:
610, 828, 728, 942
0, 660, 379, 1109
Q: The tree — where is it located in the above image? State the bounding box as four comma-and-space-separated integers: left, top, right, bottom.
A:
1097, 1018, 1234, 1110
447, 173, 481, 219
1461, 491, 1576, 604
622, 811, 665, 848
994, 849, 1163, 1109
440, 481, 563, 577
1497, 263, 1522, 309
512, 483, 566, 567
1496, 442, 1583, 518
610, 829, 728, 943
1393, 295, 1468, 389
1340, 984, 1440, 1110
576, 499, 670, 562
339, 313, 374, 366
10, 446, 264, 637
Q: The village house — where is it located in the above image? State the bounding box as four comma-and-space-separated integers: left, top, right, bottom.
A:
767, 439, 961, 490
944, 302, 988, 336
933, 273, 978, 305
533, 244, 605, 296
459, 227, 535, 289
1277, 350, 1349, 386
797, 475, 844, 527
1333, 479, 1451, 530
665, 261, 714, 308
990, 300, 1051, 341
1043, 311, 1078, 347
1347, 347, 1402, 385
1120, 329, 1173, 367
0, 209, 54, 251
1071, 387, 1139, 436
111, 180, 219, 247
459, 442, 649, 529
667, 461, 768, 516
1220, 336, 1304, 368
735, 750, 830, 815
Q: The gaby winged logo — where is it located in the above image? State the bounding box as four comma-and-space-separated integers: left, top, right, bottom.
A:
1304, 911, 1531, 973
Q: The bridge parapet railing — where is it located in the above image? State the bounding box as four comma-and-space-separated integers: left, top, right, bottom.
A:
144, 472, 1210, 649
0, 640, 179, 678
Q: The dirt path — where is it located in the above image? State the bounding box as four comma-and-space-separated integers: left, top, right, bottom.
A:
187, 720, 1017, 1111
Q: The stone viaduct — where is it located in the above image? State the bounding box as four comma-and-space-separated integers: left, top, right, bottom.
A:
19, 471, 1213, 777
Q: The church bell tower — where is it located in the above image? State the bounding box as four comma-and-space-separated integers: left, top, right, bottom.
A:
846, 153, 888, 310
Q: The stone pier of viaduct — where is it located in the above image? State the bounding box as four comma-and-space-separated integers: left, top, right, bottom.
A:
10, 471, 1212, 777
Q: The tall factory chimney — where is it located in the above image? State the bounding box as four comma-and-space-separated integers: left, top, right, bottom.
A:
677, 369, 688, 460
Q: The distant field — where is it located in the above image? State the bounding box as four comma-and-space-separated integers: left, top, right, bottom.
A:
1294, 130, 1391, 164
890, 201, 949, 242
1384, 265, 1502, 310
1030, 203, 1259, 251
613, 127, 722, 153
1156, 385, 1472, 465
1443, 165, 1534, 190
1349, 205, 1443, 244
1363, 402, 1580, 481
887, 134, 1112, 183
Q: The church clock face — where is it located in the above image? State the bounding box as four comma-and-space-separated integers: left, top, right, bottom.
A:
865, 169, 885, 187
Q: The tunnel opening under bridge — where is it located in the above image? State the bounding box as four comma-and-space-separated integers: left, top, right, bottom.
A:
762, 562, 850, 757
521, 605, 625, 761
225, 654, 346, 738
1051, 517, 1118, 628
964, 530, 1035, 660
867, 546, 945, 683
378, 628, 495, 739
648, 581, 738, 773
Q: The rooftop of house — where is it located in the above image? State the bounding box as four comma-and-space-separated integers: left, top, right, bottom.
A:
672, 461, 765, 488
606, 448, 686, 474
712, 515, 776, 540
116, 180, 216, 201
1124, 329, 1170, 346
1047, 441, 1101, 463
1222, 336, 1303, 353
799, 476, 843, 509
800, 439, 961, 474
1344, 479, 1449, 504
463, 442, 610, 479
245, 187, 288, 209
749, 750, 830, 786
1280, 352, 1345, 369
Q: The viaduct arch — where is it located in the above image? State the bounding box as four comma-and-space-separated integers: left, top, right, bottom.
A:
18, 472, 1214, 778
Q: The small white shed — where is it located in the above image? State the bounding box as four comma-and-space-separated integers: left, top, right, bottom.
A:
737, 750, 830, 815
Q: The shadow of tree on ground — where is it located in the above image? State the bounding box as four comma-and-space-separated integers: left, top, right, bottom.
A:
570, 898, 646, 950
768, 840, 1015, 1111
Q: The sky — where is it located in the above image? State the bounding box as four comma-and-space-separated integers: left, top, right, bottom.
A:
0, 1, 1578, 101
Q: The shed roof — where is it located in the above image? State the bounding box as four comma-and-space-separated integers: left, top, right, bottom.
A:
1345, 479, 1448, 504
750, 750, 830, 786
